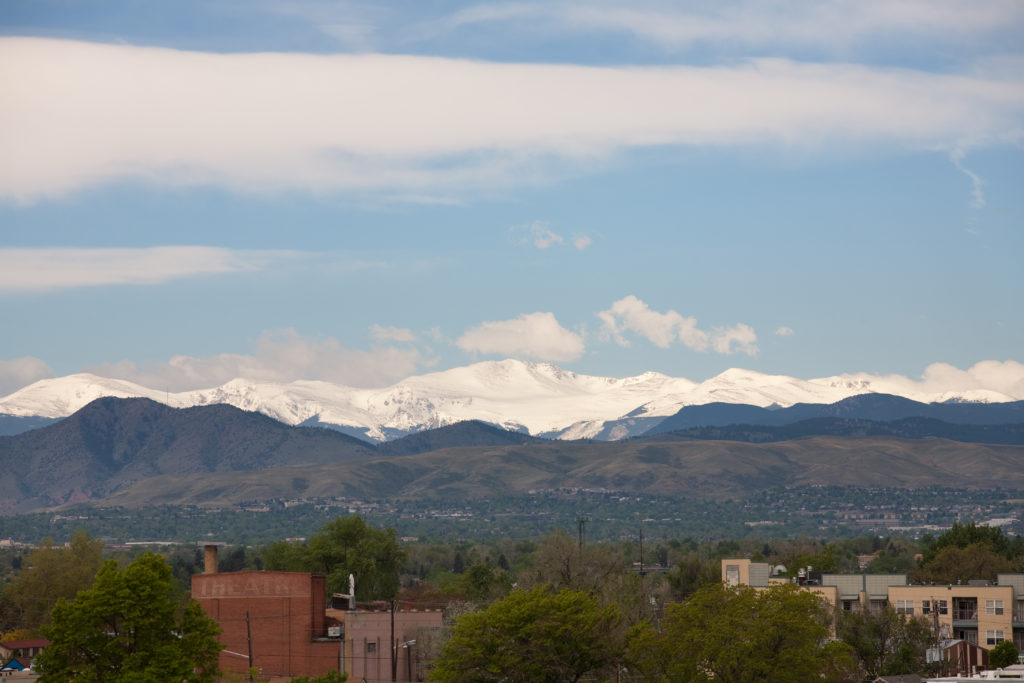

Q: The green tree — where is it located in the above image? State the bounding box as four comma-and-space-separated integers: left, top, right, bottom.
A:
627, 582, 851, 683
35, 553, 222, 682
913, 542, 1016, 584
919, 522, 1023, 566
262, 516, 406, 600
447, 562, 512, 602
837, 605, 934, 680
665, 552, 720, 601
521, 530, 660, 625
429, 586, 625, 682
989, 640, 1019, 669
0, 530, 104, 632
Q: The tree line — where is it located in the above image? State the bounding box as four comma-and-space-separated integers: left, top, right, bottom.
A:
0, 519, 1021, 680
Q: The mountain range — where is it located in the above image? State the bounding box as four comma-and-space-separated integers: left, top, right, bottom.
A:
2, 394, 1023, 513
1, 359, 1020, 441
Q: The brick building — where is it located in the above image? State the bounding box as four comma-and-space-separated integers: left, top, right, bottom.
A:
191, 546, 341, 679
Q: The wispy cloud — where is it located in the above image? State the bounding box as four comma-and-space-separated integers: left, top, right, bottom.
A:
597, 295, 758, 356
775, 326, 795, 336
950, 149, 987, 208
370, 324, 416, 343
3, 37, 1022, 202
0, 246, 285, 291
444, 1, 1024, 56
457, 312, 585, 362
85, 328, 429, 391
509, 220, 591, 250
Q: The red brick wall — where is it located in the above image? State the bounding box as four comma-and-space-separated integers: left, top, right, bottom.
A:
192, 571, 340, 678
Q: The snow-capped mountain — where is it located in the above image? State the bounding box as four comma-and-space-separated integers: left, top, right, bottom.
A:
0, 359, 1019, 442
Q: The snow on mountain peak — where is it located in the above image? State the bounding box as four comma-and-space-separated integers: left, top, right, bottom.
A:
0, 360, 1017, 441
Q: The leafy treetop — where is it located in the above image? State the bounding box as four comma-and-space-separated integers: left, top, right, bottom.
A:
35, 552, 222, 682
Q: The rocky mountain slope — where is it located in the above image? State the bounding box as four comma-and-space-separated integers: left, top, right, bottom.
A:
2, 395, 1023, 513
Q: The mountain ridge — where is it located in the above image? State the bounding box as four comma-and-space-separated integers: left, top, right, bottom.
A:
2, 395, 1024, 513
1, 359, 1020, 442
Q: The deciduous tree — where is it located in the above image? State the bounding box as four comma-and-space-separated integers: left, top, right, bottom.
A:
262, 515, 405, 600
0, 530, 104, 632
429, 585, 625, 682
35, 552, 222, 682
989, 640, 1019, 669
627, 582, 852, 683
837, 605, 934, 679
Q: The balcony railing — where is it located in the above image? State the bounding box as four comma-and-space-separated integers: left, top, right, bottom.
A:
953, 608, 977, 621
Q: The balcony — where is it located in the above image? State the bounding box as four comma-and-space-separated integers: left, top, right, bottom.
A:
953, 608, 977, 622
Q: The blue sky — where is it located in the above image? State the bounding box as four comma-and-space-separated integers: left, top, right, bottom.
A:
1, 0, 1023, 395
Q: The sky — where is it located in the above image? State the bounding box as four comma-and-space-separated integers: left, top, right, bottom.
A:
1, 0, 1023, 397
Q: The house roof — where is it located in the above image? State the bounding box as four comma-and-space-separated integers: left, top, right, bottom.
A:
0, 639, 49, 649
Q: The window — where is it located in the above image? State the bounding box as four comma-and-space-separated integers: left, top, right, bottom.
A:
366, 642, 377, 654
922, 600, 931, 614
896, 599, 915, 615
937, 600, 948, 615
986, 630, 1005, 645
955, 629, 978, 645
725, 565, 740, 587
985, 599, 1004, 615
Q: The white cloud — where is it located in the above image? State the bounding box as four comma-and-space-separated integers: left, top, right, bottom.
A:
2, 37, 1022, 201
0, 247, 281, 291
532, 228, 563, 249
712, 323, 759, 356
456, 312, 585, 362
369, 324, 416, 342
598, 296, 759, 355
951, 149, 987, 208
918, 360, 1024, 398
509, 220, 564, 249
776, 326, 795, 336
597, 295, 709, 351
824, 360, 1024, 401
0, 357, 55, 396
84, 328, 428, 390
572, 234, 592, 250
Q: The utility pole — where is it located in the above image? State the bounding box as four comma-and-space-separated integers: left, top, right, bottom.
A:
246, 609, 254, 682
390, 599, 397, 682
638, 526, 646, 577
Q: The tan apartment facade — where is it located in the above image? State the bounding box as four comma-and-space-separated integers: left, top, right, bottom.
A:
722, 559, 1024, 651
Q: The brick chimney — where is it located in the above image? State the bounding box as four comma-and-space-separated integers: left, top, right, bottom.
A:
204, 544, 218, 574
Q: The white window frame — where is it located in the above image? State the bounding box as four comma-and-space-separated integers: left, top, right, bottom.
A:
986, 630, 1005, 645
896, 599, 915, 615
985, 599, 1004, 615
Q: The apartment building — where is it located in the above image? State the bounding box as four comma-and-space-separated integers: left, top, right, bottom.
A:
722, 559, 1024, 651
